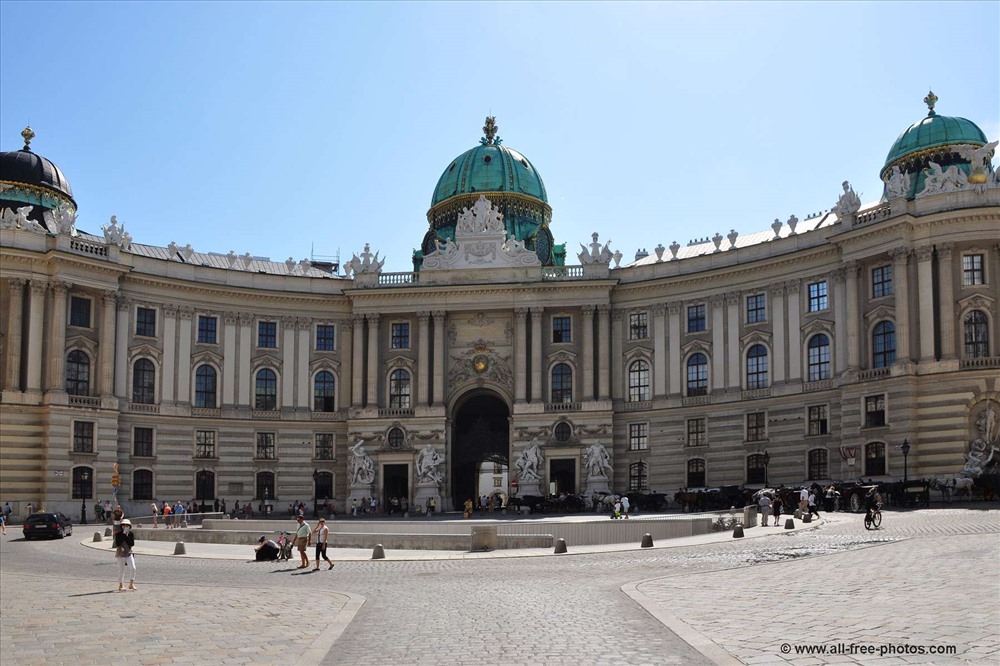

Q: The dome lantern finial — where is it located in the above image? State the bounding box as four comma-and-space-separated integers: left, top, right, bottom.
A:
923, 90, 939, 116
21, 125, 35, 151
480, 116, 501, 146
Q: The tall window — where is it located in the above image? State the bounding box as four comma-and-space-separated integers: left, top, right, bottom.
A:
136, 307, 156, 337
552, 316, 571, 343
687, 305, 706, 333
133, 470, 154, 500
872, 265, 893, 298
808, 449, 829, 480
257, 321, 277, 348
256, 471, 275, 501
687, 418, 706, 447
808, 405, 828, 436
627, 360, 650, 402
550, 363, 573, 403
66, 350, 90, 396
746, 344, 769, 389
807, 334, 831, 381
873, 321, 896, 368
686, 459, 706, 487
197, 315, 217, 344
194, 365, 217, 408
132, 359, 156, 404
865, 394, 886, 428
315, 433, 335, 460
747, 454, 766, 484
195, 470, 215, 501
389, 369, 411, 408
391, 322, 410, 349
313, 371, 336, 411
73, 421, 94, 453
964, 310, 990, 358
256, 432, 276, 460
70, 296, 91, 328
629, 312, 648, 340
629, 461, 648, 492
72, 466, 93, 499
628, 423, 648, 451
962, 254, 985, 286
746, 294, 766, 324
255, 368, 277, 410
133, 427, 154, 457
686, 353, 708, 396
808, 281, 828, 312
195, 430, 216, 459
746, 412, 766, 442
865, 442, 886, 476
316, 324, 335, 351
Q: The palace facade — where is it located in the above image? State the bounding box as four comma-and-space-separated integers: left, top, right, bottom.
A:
2, 97, 999, 517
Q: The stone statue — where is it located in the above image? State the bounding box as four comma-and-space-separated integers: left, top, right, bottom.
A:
345, 243, 385, 277
514, 437, 544, 481
885, 166, 911, 199
584, 441, 613, 479
832, 181, 862, 218
578, 232, 613, 265
415, 443, 444, 485
456, 195, 504, 235
962, 403, 999, 478
918, 161, 968, 197
349, 439, 376, 485
51, 204, 77, 236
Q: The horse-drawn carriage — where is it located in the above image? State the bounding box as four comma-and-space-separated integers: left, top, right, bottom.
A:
675, 485, 753, 512
510, 493, 588, 514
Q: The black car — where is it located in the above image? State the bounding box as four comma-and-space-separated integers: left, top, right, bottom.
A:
22, 512, 73, 539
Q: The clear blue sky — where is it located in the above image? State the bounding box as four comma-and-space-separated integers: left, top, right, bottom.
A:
2, 2, 997, 271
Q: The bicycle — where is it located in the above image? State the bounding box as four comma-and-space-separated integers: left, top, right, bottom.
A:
864, 503, 882, 530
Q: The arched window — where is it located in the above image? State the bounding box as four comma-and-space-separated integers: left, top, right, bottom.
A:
808, 449, 829, 480
964, 310, 990, 358
746, 454, 766, 484
686, 459, 706, 487
746, 344, 769, 389
386, 427, 405, 450
194, 365, 217, 408
686, 353, 708, 396
66, 350, 90, 396
872, 322, 896, 369
255, 368, 277, 410
629, 461, 648, 492
551, 363, 573, 403
133, 469, 154, 500
315, 472, 333, 500
807, 334, 831, 381
865, 442, 886, 476
256, 471, 275, 501
389, 369, 411, 409
72, 466, 94, 500
195, 470, 215, 501
628, 360, 650, 402
313, 371, 336, 412
132, 358, 156, 404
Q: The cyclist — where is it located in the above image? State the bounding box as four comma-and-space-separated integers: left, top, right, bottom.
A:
864, 486, 881, 525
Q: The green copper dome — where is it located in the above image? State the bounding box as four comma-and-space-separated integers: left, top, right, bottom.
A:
881, 91, 987, 177
431, 141, 547, 206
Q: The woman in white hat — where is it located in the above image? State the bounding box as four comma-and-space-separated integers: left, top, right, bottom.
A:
114, 518, 137, 591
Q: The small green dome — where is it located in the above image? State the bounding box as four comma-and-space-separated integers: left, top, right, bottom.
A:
882, 91, 987, 177
431, 142, 547, 206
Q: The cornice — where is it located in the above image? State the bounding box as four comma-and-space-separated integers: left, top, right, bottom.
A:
120, 275, 350, 308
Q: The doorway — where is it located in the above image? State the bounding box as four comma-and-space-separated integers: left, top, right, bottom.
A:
451, 392, 510, 509
550, 459, 576, 494
382, 464, 409, 514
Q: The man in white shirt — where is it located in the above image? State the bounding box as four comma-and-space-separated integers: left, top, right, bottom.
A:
758, 494, 772, 527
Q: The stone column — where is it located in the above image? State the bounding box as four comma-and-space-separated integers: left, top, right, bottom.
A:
915, 246, 936, 362
351, 315, 364, 407
297, 318, 311, 409
725, 292, 740, 389
770, 284, 786, 383
25, 280, 47, 393
432, 311, 446, 405
890, 247, 911, 363
844, 262, 860, 371
785, 280, 801, 381
652, 304, 666, 399
832, 267, 847, 374
597, 305, 611, 400
176, 307, 192, 404
3, 278, 25, 391
530, 307, 543, 403
46, 281, 70, 393
937, 243, 956, 360
161, 304, 178, 402
710, 295, 725, 392
667, 302, 681, 396
366, 313, 380, 407
282, 317, 296, 409
581, 305, 596, 401
238, 313, 253, 406
223, 312, 238, 407
611, 309, 623, 400
98, 291, 117, 396
514, 308, 528, 403
115, 297, 130, 398
417, 311, 430, 406
340, 319, 353, 408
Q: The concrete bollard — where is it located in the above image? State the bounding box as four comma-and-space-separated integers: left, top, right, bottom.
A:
802, 514, 812, 523
93, 532, 103, 542
371, 544, 386, 560
732, 524, 745, 538
173, 542, 186, 555
784, 518, 795, 530
554, 538, 567, 554
640, 533, 654, 548
105, 527, 112, 537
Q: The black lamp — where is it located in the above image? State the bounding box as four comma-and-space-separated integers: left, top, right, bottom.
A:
80, 469, 90, 525
763, 451, 771, 486
901, 438, 911, 483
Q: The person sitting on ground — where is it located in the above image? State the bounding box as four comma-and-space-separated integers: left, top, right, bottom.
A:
254, 536, 279, 561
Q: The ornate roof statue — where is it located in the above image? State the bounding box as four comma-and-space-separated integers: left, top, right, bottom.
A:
832, 181, 862, 218
578, 232, 613, 265
480, 116, 501, 146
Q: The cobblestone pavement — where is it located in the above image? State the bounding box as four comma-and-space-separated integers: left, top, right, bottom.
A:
1, 506, 997, 665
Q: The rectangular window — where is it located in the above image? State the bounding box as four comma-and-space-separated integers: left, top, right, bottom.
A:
808, 449, 829, 480
195, 430, 216, 459
315, 433, 335, 460
746, 412, 766, 442
628, 313, 648, 340
628, 423, 648, 451
136, 307, 156, 337
629, 461, 648, 492
197, 315, 217, 344
871, 265, 893, 298
808, 282, 828, 312
686, 418, 706, 447
808, 405, 828, 436
133, 427, 154, 457
73, 421, 94, 453
316, 324, 336, 351
552, 316, 572, 343
962, 254, 985, 286
687, 304, 706, 333
70, 296, 92, 328
255, 432, 276, 460
257, 321, 277, 348
746, 294, 766, 324
865, 394, 886, 428
391, 322, 410, 349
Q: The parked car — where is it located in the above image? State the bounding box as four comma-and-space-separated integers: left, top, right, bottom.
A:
22, 512, 73, 539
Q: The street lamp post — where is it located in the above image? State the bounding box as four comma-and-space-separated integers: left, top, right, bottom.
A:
763, 451, 771, 487
80, 469, 89, 525
312, 469, 320, 518
901, 438, 911, 483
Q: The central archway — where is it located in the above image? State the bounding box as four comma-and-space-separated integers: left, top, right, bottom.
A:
451, 392, 510, 510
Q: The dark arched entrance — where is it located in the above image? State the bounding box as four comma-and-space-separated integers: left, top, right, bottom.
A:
451, 393, 509, 510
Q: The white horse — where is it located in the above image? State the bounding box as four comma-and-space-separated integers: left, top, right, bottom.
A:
932, 477, 974, 502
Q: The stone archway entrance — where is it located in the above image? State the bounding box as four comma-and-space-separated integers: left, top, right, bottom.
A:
451, 392, 509, 510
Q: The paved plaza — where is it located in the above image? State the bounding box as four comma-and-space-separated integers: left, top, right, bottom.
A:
1, 507, 997, 665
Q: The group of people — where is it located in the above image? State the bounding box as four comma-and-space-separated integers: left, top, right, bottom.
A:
149, 500, 194, 528
252, 515, 335, 571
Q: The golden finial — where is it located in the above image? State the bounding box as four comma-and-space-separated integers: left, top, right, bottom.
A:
21, 125, 35, 150
481, 116, 500, 145
923, 90, 938, 116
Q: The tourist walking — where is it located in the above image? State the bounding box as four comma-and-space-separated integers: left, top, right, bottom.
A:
151, 501, 159, 528
294, 515, 311, 569
621, 495, 631, 519
771, 495, 783, 526
311, 517, 334, 570
808, 490, 821, 519
758, 493, 772, 527
114, 519, 137, 591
